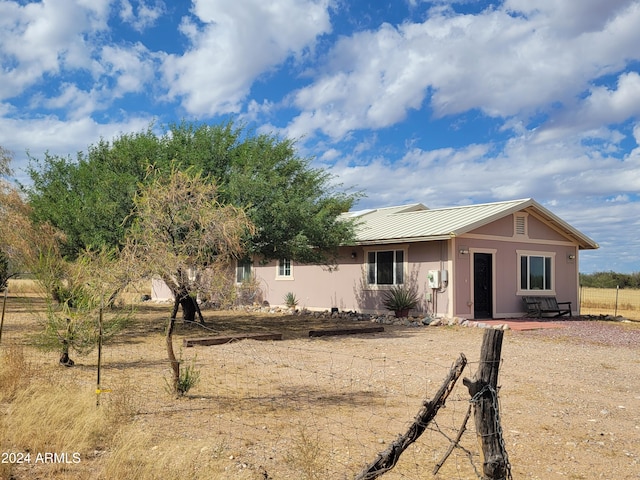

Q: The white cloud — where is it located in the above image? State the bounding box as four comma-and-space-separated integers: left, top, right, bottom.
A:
531, 72, 640, 146
42, 83, 103, 120
581, 72, 640, 123
119, 0, 165, 32
0, 0, 111, 100
161, 0, 333, 116
503, 0, 633, 36
284, 1, 640, 141
99, 43, 159, 97
0, 113, 153, 183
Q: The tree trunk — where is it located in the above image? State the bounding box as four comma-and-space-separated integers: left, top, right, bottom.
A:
59, 318, 75, 367
169, 283, 204, 324
179, 295, 204, 323
167, 298, 180, 395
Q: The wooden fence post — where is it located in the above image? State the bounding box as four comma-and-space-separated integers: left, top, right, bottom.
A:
463, 328, 511, 480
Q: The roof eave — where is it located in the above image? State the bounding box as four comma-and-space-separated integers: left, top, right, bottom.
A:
355, 235, 452, 246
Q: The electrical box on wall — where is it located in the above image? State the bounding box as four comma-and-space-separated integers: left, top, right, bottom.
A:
428, 270, 441, 289
428, 270, 448, 289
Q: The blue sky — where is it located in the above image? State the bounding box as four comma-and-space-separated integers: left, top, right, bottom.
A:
1, 0, 640, 273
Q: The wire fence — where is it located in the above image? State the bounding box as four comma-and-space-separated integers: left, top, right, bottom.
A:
579, 286, 640, 319
0, 294, 492, 480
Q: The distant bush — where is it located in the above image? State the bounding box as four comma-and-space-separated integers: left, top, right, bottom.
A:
580, 271, 640, 289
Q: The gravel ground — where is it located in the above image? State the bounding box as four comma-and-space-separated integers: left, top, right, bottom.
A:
519, 319, 640, 348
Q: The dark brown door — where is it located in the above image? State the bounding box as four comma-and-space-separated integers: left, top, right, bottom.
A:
474, 253, 493, 319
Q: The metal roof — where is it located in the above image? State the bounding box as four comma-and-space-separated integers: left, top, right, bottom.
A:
348, 198, 599, 250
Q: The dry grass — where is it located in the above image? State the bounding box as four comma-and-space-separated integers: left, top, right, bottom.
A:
6, 278, 41, 295
100, 427, 243, 480
580, 286, 640, 319
0, 345, 33, 401
7, 380, 109, 453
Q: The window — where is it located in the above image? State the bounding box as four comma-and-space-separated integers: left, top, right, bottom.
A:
236, 259, 252, 283
367, 250, 404, 285
519, 253, 553, 291
277, 258, 292, 278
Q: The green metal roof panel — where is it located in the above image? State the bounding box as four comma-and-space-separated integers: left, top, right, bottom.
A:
350, 198, 598, 250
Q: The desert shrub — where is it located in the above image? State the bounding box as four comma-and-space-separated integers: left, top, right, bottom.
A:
236, 274, 263, 305
102, 376, 142, 423
284, 425, 328, 480
177, 358, 201, 396
165, 353, 201, 397
382, 284, 419, 314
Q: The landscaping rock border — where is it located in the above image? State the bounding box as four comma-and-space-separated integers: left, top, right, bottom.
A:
232, 304, 632, 329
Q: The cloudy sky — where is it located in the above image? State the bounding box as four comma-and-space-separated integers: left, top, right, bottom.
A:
1, 0, 640, 273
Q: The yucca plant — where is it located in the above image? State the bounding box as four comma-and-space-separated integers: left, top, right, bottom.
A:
382, 285, 419, 317
284, 292, 299, 309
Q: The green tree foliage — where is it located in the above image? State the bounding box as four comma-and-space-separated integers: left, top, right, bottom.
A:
580, 271, 640, 289
2, 145, 129, 365
25, 129, 158, 258
25, 121, 360, 264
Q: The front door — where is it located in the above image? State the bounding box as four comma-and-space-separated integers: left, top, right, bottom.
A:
474, 253, 493, 319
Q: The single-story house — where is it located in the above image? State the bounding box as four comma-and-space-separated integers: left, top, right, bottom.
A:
238, 198, 598, 319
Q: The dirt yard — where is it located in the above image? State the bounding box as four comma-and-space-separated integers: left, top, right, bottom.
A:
1, 297, 639, 479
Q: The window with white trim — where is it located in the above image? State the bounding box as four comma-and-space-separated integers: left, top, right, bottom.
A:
519, 253, 553, 291
367, 250, 404, 285
236, 259, 252, 283
277, 258, 292, 278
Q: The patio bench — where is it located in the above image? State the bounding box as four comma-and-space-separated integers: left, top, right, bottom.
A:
522, 296, 572, 318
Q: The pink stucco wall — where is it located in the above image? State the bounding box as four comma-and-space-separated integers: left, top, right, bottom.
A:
453, 216, 580, 319
252, 242, 452, 316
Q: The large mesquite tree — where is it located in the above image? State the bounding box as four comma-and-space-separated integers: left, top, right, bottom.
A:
25, 121, 359, 265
